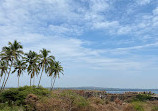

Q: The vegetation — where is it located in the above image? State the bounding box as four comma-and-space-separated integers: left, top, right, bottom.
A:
0, 86, 49, 105
0, 86, 156, 111
0, 40, 63, 89
132, 94, 152, 102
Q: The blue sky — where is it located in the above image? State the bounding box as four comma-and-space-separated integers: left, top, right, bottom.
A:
1, 0, 158, 88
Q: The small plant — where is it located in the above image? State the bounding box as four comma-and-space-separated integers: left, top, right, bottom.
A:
88, 97, 104, 105
132, 94, 151, 102
132, 102, 144, 111
60, 90, 89, 108
152, 106, 158, 111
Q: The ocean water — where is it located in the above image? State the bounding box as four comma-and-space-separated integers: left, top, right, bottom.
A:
107, 90, 158, 94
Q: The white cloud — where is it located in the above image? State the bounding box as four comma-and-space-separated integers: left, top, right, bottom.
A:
89, 0, 109, 13
136, 0, 151, 5
153, 7, 158, 15
92, 21, 119, 29
117, 26, 132, 35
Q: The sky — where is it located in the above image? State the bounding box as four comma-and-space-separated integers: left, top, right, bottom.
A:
1, 0, 158, 89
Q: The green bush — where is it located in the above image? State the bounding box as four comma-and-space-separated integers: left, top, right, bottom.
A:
133, 94, 151, 102
0, 86, 50, 105
132, 102, 144, 111
0, 103, 24, 111
58, 90, 89, 108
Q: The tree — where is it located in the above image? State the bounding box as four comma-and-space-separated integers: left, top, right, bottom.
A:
1, 40, 23, 89
38, 48, 55, 87
48, 61, 63, 90
0, 40, 63, 88
47, 59, 55, 90
0, 60, 7, 86
12, 60, 27, 87
25, 51, 39, 86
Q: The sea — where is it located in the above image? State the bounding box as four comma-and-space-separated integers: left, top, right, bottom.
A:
106, 90, 158, 94
56, 87, 158, 94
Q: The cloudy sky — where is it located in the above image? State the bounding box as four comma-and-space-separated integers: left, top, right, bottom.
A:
1, 0, 158, 88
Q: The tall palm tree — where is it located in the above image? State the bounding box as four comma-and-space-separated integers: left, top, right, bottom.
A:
48, 61, 63, 90
38, 48, 55, 87
1, 40, 23, 89
47, 59, 55, 90
0, 60, 7, 86
12, 60, 27, 87
25, 51, 39, 86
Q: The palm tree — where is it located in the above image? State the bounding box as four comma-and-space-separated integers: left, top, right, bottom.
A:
47, 59, 55, 90
38, 48, 55, 87
1, 40, 23, 89
48, 61, 63, 90
0, 60, 7, 86
25, 51, 39, 86
12, 60, 27, 87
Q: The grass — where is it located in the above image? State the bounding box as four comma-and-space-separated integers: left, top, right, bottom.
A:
152, 106, 158, 111
132, 101, 145, 111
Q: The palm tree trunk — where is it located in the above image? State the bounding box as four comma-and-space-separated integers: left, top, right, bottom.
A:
18, 76, 19, 87
30, 76, 32, 86
38, 66, 44, 87
51, 77, 56, 90
1, 62, 9, 90
0, 77, 2, 84
2, 61, 13, 90
33, 76, 35, 86
3, 73, 10, 90
1, 73, 6, 90
51, 77, 53, 90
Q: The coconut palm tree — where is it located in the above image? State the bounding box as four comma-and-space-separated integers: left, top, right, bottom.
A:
0, 60, 7, 86
0, 48, 11, 90
49, 61, 63, 90
25, 51, 39, 86
1, 40, 23, 89
12, 60, 27, 87
38, 48, 55, 87
47, 59, 55, 90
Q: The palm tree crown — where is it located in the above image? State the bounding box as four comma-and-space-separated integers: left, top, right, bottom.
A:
25, 51, 39, 86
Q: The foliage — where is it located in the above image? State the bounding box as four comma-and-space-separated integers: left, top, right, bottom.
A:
132, 94, 152, 102
0, 40, 63, 90
57, 90, 89, 108
132, 101, 144, 111
88, 97, 104, 105
0, 86, 50, 105
0, 103, 24, 111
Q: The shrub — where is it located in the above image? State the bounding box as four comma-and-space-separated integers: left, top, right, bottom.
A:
133, 94, 151, 102
25, 94, 39, 111
132, 102, 144, 111
88, 97, 104, 105
0, 103, 24, 111
35, 98, 65, 111
59, 90, 89, 109
0, 86, 50, 105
